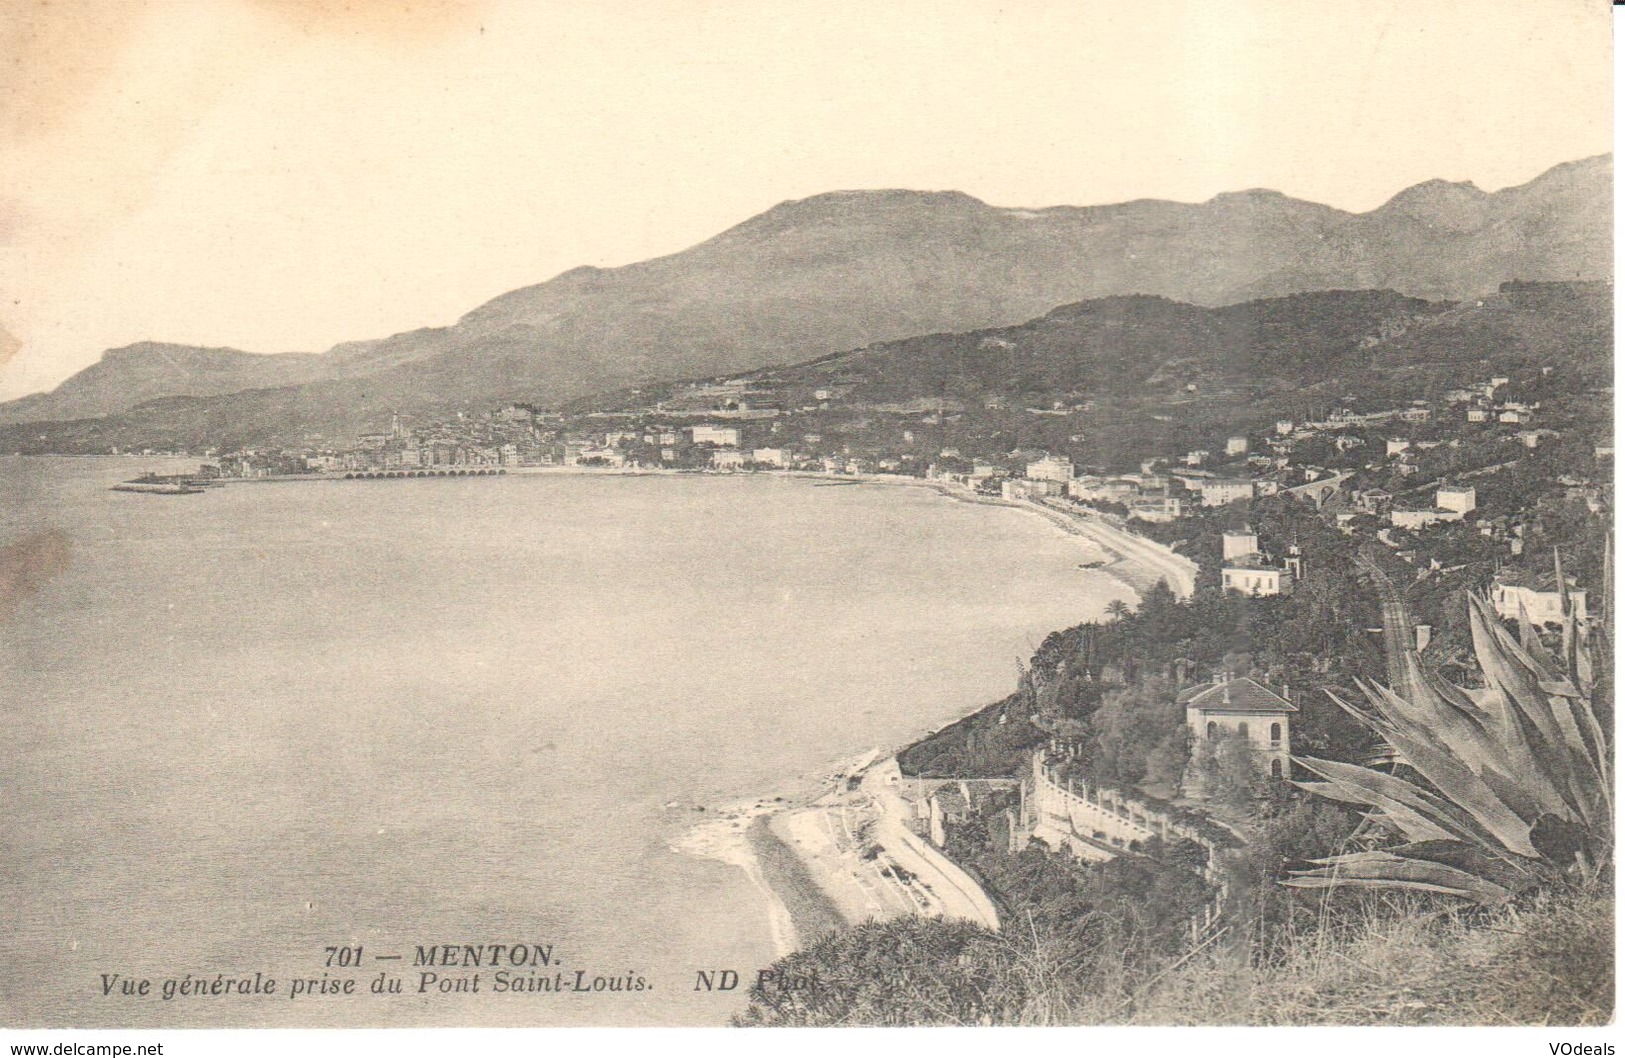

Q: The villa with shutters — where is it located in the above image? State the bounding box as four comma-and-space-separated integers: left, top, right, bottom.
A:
1178, 674, 1297, 796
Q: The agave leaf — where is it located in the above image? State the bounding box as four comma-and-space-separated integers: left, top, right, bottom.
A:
1516, 597, 1557, 669
1603, 535, 1614, 633
1336, 684, 1543, 858
1555, 549, 1581, 687
1470, 595, 1607, 823
1293, 756, 1511, 852
1366, 677, 1507, 774
1471, 602, 1595, 790
1542, 695, 1610, 831
1540, 678, 1583, 699
1286, 850, 1514, 903
1471, 725, 1581, 829
1385, 840, 1540, 891
1341, 681, 1488, 775
1576, 646, 1595, 699
1345, 685, 1547, 851
1422, 667, 1496, 721
1293, 592, 1610, 903
1472, 595, 1572, 745
1325, 685, 1385, 729
1539, 676, 1609, 802
1282, 875, 1509, 902
1293, 779, 1431, 840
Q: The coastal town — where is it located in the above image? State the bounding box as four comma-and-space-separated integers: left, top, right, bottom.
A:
188, 315, 1608, 652
124, 288, 1609, 1028
2, 0, 1613, 1036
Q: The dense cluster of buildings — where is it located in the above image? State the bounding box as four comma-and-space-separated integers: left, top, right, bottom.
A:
924, 371, 1604, 615
205, 368, 1601, 641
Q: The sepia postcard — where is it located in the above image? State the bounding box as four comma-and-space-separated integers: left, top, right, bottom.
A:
0, 1, 1615, 1051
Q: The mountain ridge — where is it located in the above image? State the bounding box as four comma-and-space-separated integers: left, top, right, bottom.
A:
1, 153, 1608, 436
7, 280, 1606, 456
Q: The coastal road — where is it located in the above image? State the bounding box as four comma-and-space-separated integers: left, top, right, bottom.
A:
1027, 499, 1198, 598
863, 761, 1002, 931
827, 800, 917, 919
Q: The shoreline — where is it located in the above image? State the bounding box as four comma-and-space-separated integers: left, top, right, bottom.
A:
808, 472, 1196, 600
676, 747, 1007, 972
663, 472, 1195, 968
745, 815, 849, 947
210, 462, 1193, 599
164, 455, 1188, 963
669, 750, 882, 959
204, 456, 1184, 961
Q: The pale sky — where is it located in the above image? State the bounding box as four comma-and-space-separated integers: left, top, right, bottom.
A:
0, 0, 1611, 400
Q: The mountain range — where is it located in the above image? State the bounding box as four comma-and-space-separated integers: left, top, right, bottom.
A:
0, 153, 1609, 444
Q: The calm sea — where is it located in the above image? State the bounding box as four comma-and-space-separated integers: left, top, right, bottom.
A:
0, 458, 1126, 1027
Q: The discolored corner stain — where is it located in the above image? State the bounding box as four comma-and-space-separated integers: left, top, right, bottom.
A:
0, 0, 491, 143
0, 320, 21, 370
0, 0, 151, 141
0, 528, 73, 621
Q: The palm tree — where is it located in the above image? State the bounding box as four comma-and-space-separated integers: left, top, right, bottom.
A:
1284, 580, 1610, 904
1105, 599, 1133, 623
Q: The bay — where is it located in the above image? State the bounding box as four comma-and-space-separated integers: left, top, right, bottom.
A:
0, 458, 1128, 1027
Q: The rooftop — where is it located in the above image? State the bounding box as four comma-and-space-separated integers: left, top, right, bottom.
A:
1494, 568, 1585, 593
1178, 676, 1299, 714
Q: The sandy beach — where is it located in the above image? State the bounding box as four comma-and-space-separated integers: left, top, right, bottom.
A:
844, 472, 1198, 599
668, 469, 1195, 960
680, 748, 1006, 970
670, 749, 887, 956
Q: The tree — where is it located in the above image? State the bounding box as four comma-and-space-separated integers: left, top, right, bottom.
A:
732, 917, 1025, 1026
1086, 676, 1184, 788
1208, 733, 1263, 809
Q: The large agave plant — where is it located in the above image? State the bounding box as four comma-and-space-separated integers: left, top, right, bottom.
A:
1285, 579, 1611, 904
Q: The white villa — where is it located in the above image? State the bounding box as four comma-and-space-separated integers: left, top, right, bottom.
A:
1026, 455, 1076, 484
1491, 569, 1588, 627
1221, 556, 1290, 596
1436, 485, 1477, 515
1201, 478, 1255, 507
690, 424, 742, 447
1390, 507, 1465, 531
